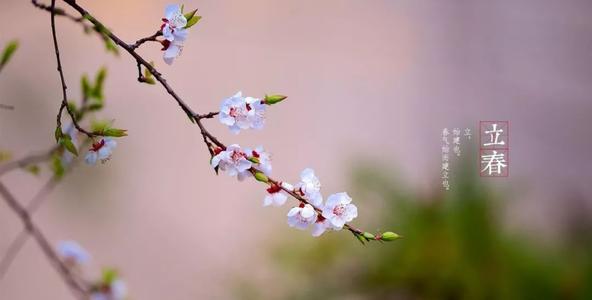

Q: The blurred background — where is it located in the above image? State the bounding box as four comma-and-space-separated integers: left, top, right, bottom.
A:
1, 0, 592, 299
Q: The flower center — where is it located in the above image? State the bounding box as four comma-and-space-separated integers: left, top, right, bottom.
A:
316, 215, 326, 223
266, 183, 281, 194
231, 150, 245, 162
333, 204, 345, 216
90, 139, 105, 152
229, 107, 238, 117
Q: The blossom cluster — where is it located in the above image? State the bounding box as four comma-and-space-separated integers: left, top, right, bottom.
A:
211, 142, 358, 237
57, 241, 127, 300
218, 92, 267, 134
211, 144, 271, 180
286, 169, 358, 237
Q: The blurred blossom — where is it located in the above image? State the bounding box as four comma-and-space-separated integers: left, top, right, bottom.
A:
57, 240, 90, 265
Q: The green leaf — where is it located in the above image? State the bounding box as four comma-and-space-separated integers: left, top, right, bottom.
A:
90, 120, 111, 133
81, 74, 92, 98
51, 154, 65, 179
1, 40, 18, 67
354, 233, 367, 245
247, 157, 260, 164
59, 136, 78, 156
54, 127, 63, 143
93, 67, 107, 100
185, 15, 202, 29
184, 9, 198, 21
104, 38, 119, 56
103, 128, 128, 137
362, 232, 375, 241
87, 100, 104, 111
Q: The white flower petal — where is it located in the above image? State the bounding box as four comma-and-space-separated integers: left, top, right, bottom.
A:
85, 151, 98, 165
164, 4, 181, 20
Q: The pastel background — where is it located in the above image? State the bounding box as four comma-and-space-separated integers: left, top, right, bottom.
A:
1, 0, 591, 299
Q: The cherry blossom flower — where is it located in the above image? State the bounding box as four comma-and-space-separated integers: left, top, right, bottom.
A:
91, 279, 127, 300
295, 168, 323, 206
161, 4, 188, 65
57, 240, 90, 265
85, 138, 117, 165
245, 146, 272, 175
161, 4, 188, 41
321, 192, 358, 229
263, 182, 288, 207
211, 144, 252, 179
218, 92, 266, 134
287, 203, 317, 230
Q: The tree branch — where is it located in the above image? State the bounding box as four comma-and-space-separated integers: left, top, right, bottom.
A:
0, 181, 88, 298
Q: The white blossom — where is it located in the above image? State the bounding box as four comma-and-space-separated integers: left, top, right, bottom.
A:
321, 192, 358, 229
162, 4, 188, 41
263, 182, 287, 207
281, 181, 294, 191
57, 240, 90, 265
295, 168, 323, 206
211, 144, 252, 179
218, 92, 266, 134
287, 204, 316, 230
161, 4, 188, 65
85, 138, 117, 165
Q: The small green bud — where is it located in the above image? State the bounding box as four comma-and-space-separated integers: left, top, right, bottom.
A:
380, 231, 400, 241
103, 128, 128, 137
264, 94, 287, 105
362, 232, 375, 241
247, 157, 260, 164
254, 171, 268, 183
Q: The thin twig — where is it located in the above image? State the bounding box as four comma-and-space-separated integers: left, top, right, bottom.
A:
49, 0, 95, 139
0, 181, 88, 298
0, 148, 56, 177
130, 31, 162, 50
0, 231, 29, 281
